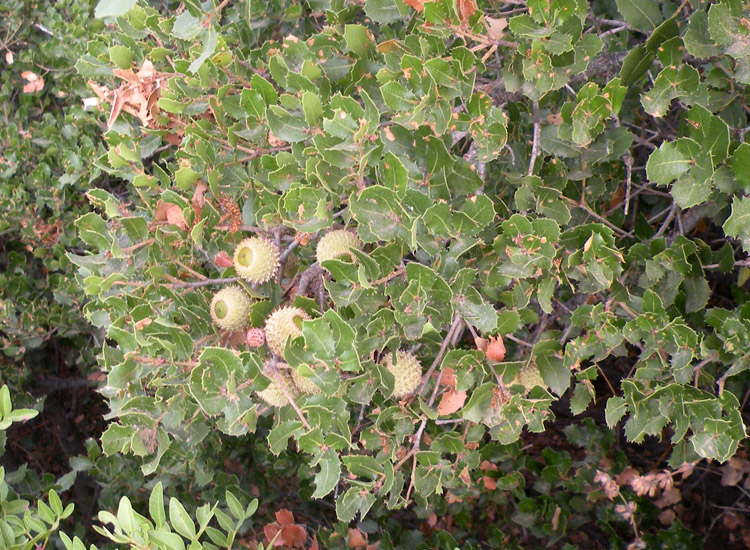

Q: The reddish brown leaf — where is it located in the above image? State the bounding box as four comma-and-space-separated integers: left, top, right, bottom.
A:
437, 390, 467, 416
438, 367, 457, 389
276, 509, 295, 525
263, 523, 281, 546
485, 335, 506, 362
402, 0, 425, 12
21, 71, 44, 93
456, 0, 477, 25
280, 524, 306, 547
155, 200, 170, 221
165, 204, 187, 230
480, 461, 498, 473
482, 476, 497, 490
191, 182, 208, 218
215, 251, 234, 268
459, 466, 471, 485
347, 528, 367, 548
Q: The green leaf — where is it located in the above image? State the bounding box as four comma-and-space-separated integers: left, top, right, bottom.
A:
615, 0, 662, 31
189, 26, 218, 74
381, 81, 416, 111
605, 396, 627, 428
268, 420, 304, 455
95, 0, 137, 18
149, 482, 166, 528
117, 497, 136, 536
311, 448, 340, 498
723, 196, 750, 252
620, 45, 655, 87
646, 141, 691, 186
365, 0, 403, 24
266, 106, 309, 142
169, 498, 197, 540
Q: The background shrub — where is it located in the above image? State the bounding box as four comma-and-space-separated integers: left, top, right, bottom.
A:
2, 0, 750, 548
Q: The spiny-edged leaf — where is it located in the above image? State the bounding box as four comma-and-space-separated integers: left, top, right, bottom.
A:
646, 141, 691, 186
723, 196, 750, 252
311, 447, 341, 498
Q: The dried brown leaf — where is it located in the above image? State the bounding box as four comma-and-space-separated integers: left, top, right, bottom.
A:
215, 251, 234, 268
402, 0, 425, 12
165, 204, 187, 230
457, 0, 477, 25
485, 16, 507, 39
347, 528, 367, 548
280, 524, 306, 547
437, 389, 467, 415
276, 509, 295, 525
485, 335, 506, 362
438, 367, 457, 389
21, 71, 44, 93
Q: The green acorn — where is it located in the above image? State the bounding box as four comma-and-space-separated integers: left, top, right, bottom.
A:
382, 350, 422, 399
291, 367, 322, 395
316, 229, 362, 266
210, 285, 252, 331
264, 306, 311, 356
233, 236, 280, 284
513, 364, 546, 393
257, 369, 296, 407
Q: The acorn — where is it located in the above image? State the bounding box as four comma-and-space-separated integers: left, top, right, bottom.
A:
233, 236, 280, 284
513, 364, 546, 392
291, 368, 322, 395
210, 285, 252, 331
316, 229, 362, 266
257, 367, 296, 407
381, 350, 422, 399
264, 306, 311, 356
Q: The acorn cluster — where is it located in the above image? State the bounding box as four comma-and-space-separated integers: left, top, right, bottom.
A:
209, 228, 449, 408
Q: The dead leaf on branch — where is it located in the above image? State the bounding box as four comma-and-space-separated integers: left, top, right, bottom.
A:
402, 0, 425, 12
437, 389, 467, 415
484, 16, 507, 40
21, 70, 43, 93
263, 509, 307, 548
347, 528, 367, 548
88, 60, 172, 129
457, 0, 478, 25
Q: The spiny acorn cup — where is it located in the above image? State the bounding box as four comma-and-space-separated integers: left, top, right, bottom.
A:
265, 306, 311, 356
513, 365, 547, 393
257, 369, 296, 407
291, 367, 322, 395
210, 285, 252, 331
382, 350, 422, 399
316, 229, 363, 266
233, 236, 280, 284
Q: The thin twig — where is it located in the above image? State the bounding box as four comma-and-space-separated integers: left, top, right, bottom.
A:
528, 101, 541, 176
417, 314, 463, 396
565, 197, 634, 238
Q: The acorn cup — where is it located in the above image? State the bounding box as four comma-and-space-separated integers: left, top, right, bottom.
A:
210, 285, 252, 331
381, 350, 422, 399
233, 236, 280, 284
